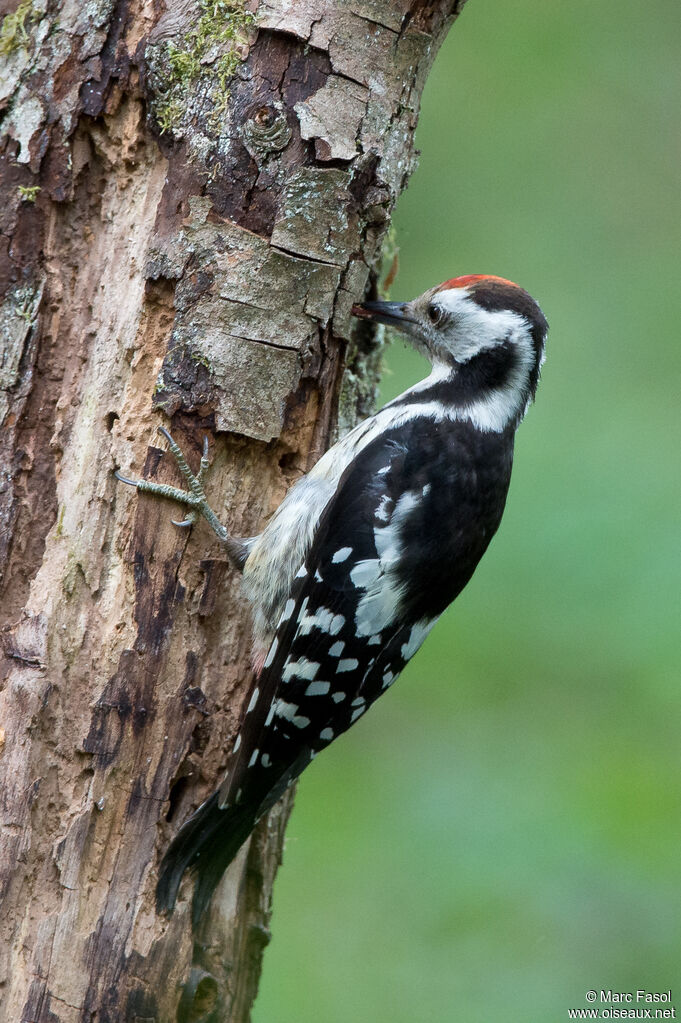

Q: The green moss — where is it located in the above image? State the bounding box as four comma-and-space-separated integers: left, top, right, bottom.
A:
155, 96, 184, 136
0, 0, 40, 56
167, 43, 202, 82
18, 184, 40, 202
189, 348, 212, 370
149, 0, 255, 138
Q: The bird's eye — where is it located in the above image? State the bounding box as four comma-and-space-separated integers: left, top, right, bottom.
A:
427, 304, 443, 325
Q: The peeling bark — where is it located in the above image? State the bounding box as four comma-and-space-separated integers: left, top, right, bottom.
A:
0, 1, 467, 1020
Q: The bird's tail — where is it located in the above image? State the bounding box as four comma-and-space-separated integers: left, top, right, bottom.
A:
156, 792, 261, 925
157, 751, 310, 924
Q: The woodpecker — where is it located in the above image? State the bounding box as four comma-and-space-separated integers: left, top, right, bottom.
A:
116, 273, 548, 923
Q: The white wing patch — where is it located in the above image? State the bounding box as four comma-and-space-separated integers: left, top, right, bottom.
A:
263, 638, 278, 670
282, 657, 320, 683
352, 491, 419, 638
274, 699, 311, 730
400, 618, 438, 660
375, 494, 393, 523
305, 680, 331, 696
280, 598, 296, 623
350, 560, 380, 589
355, 581, 402, 637
297, 607, 345, 637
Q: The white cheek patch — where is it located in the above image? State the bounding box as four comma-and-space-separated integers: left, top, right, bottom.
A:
461, 325, 537, 432
437, 290, 528, 361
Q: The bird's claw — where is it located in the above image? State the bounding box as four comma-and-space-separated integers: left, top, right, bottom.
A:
115, 428, 212, 531
115, 470, 139, 488
172, 514, 198, 528
114, 427, 240, 558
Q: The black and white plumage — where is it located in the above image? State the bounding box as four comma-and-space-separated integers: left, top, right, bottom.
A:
127, 274, 548, 922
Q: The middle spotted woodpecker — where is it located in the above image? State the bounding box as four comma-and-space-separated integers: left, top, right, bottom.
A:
116, 273, 549, 922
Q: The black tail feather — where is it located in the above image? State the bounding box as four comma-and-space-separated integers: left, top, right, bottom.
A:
157, 752, 312, 925
156, 792, 259, 925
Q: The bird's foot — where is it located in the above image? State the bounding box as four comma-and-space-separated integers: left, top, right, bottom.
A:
116, 427, 249, 569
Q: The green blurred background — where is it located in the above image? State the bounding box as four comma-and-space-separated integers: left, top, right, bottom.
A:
254, 1, 681, 1019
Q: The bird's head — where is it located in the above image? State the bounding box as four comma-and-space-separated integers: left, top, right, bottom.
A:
353, 275, 548, 420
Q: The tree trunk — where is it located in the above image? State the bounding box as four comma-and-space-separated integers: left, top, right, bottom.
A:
0, 1, 465, 1019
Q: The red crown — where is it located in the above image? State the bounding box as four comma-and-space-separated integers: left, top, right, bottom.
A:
435, 274, 519, 292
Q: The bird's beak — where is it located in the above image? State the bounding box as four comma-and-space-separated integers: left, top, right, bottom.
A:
351, 300, 416, 332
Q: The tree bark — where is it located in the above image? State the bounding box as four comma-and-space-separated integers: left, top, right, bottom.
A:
0, 1, 466, 1019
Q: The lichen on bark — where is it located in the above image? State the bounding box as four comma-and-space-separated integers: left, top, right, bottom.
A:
146, 0, 256, 139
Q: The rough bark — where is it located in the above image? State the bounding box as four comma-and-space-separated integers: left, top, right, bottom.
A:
0, 1, 466, 1020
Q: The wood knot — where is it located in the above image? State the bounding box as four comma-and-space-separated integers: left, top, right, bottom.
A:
241, 102, 291, 162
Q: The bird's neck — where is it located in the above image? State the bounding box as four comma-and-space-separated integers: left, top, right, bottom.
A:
391, 344, 536, 434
